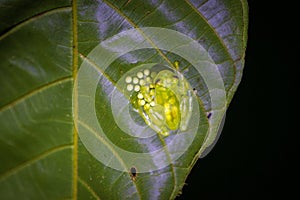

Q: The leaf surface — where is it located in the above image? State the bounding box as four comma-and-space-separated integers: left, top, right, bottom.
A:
0, 0, 248, 199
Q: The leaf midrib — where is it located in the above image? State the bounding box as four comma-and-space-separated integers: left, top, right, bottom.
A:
72, 0, 79, 199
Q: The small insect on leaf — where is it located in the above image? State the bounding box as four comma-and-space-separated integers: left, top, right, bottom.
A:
130, 167, 137, 181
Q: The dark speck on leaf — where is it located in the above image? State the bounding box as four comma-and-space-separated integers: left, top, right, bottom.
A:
207, 112, 212, 119
130, 167, 137, 181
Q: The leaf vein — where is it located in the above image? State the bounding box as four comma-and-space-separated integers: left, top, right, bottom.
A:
78, 177, 101, 200
103, 0, 174, 67
77, 120, 142, 200
0, 6, 72, 41
102, 1, 179, 195
0, 76, 72, 113
0, 144, 72, 181
184, 0, 234, 62
184, 0, 237, 93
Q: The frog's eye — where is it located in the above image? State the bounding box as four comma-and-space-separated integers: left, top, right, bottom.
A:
125, 64, 192, 136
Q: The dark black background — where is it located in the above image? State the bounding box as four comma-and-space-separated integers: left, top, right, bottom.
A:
178, 1, 294, 199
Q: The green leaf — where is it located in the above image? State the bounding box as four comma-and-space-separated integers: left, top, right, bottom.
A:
0, 0, 248, 199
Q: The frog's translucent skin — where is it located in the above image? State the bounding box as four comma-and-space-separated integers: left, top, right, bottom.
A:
128, 66, 192, 136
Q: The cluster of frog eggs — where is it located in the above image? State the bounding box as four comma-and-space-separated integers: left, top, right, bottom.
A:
125, 69, 157, 110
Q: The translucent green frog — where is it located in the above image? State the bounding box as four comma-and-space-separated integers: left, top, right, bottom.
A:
127, 62, 192, 136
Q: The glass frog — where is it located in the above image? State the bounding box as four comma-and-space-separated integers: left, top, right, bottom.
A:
127, 63, 193, 136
